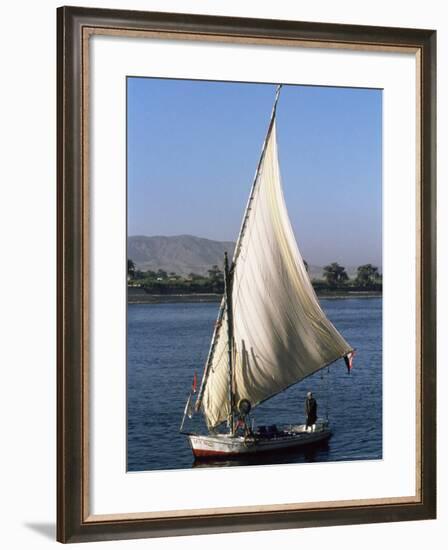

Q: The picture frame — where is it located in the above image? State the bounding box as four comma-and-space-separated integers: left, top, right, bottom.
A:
57, 5, 436, 543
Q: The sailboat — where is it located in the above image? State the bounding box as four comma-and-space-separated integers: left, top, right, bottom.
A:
180, 85, 355, 459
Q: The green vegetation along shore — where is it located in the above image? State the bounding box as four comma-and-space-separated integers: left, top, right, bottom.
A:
127, 260, 382, 303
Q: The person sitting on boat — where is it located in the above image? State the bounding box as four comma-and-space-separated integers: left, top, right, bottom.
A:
305, 391, 317, 432
235, 415, 252, 437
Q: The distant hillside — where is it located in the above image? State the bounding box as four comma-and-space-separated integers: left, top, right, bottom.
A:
128, 235, 377, 279
128, 235, 236, 276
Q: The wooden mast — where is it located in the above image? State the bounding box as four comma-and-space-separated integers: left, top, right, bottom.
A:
222, 86, 282, 434
192, 85, 283, 429
223, 251, 235, 434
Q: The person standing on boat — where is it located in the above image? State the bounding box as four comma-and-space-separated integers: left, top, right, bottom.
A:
305, 391, 317, 432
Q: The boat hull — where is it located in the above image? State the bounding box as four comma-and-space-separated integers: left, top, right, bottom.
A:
188, 423, 331, 458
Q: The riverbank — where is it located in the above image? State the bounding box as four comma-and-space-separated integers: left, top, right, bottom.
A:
128, 287, 382, 304
128, 292, 222, 304
314, 290, 382, 299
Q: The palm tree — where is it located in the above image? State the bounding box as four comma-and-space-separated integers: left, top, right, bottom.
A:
207, 264, 223, 282
127, 259, 136, 279
355, 264, 380, 288
323, 262, 349, 287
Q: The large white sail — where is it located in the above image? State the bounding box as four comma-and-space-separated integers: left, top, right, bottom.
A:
199, 117, 352, 429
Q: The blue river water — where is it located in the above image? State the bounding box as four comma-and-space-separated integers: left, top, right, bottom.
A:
127, 298, 382, 471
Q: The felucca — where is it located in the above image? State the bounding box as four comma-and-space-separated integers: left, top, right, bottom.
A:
181, 86, 355, 459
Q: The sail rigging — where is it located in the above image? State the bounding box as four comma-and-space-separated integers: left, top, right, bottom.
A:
196, 88, 353, 429
195, 86, 282, 417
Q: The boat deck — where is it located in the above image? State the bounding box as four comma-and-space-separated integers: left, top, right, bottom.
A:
188, 422, 331, 458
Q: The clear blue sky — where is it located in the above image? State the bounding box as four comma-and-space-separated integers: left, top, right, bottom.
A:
127, 78, 382, 268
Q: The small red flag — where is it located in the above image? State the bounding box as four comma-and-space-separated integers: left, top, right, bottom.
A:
192, 372, 197, 393
344, 351, 355, 373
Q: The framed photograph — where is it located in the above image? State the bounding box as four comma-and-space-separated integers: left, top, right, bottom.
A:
57, 6, 436, 543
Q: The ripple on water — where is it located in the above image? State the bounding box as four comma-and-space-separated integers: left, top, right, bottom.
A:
127, 298, 382, 471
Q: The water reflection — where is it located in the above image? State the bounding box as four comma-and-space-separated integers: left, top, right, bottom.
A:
192, 439, 330, 469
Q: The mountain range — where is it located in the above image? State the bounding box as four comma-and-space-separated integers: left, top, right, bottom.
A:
128, 234, 367, 279
128, 235, 235, 276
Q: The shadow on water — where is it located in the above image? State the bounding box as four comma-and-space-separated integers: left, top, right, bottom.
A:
192, 439, 330, 469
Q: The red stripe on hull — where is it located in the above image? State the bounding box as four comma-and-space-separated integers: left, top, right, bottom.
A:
192, 448, 235, 458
